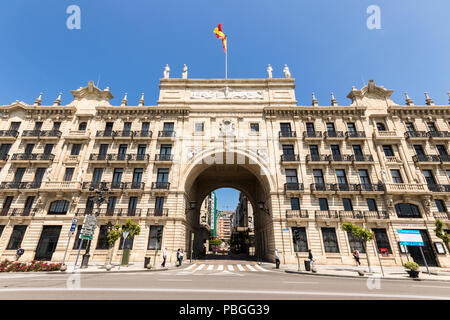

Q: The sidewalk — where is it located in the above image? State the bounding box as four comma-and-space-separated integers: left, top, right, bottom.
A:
260, 262, 450, 282
57, 261, 172, 274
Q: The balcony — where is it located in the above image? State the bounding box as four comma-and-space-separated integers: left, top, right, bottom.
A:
151, 182, 170, 190
363, 211, 389, 221
329, 154, 353, 164
158, 131, 176, 140
440, 155, 450, 165
0, 153, 9, 163
147, 208, 169, 217
303, 131, 322, 141
405, 131, 428, 140
335, 183, 360, 193
306, 154, 330, 164
433, 212, 450, 221
427, 184, 450, 194
21, 130, 62, 140
155, 154, 174, 162
82, 182, 110, 190
89, 153, 150, 164
284, 183, 304, 194
113, 130, 134, 140
339, 210, 364, 221
310, 183, 337, 194
413, 154, 440, 164
42, 181, 81, 191
0, 182, 41, 190
77, 208, 142, 217
11, 153, 55, 163
353, 154, 374, 164
285, 209, 309, 219
122, 182, 145, 191
384, 183, 428, 194
373, 130, 402, 141
324, 131, 345, 140
345, 131, 366, 140
64, 155, 80, 163
429, 131, 450, 140
133, 130, 153, 140
8, 208, 38, 217
0, 130, 19, 140
128, 154, 150, 163
66, 130, 90, 141
385, 156, 402, 164
315, 210, 339, 221
279, 131, 297, 140
281, 154, 300, 163
360, 183, 385, 193
95, 130, 115, 139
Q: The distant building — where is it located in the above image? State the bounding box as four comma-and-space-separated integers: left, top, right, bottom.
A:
217, 211, 233, 240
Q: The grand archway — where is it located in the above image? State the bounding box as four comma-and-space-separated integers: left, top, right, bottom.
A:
181, 150, 276, 261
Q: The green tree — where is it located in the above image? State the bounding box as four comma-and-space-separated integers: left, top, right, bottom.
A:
435, 219, 449, 251
106, 219, 141, 265
341, 222, 374, 272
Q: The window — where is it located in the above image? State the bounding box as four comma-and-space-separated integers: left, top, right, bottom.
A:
118, 144, 127, 160
157, 169, 169, 182
123, 122, 132, 133
366, 199, 378, 212
128, 197, 138, 215
347, 232, 366, 253
282, 145, 294, 155
319, 198, 329, 211
160, 144, 172, 155
96, 225, 110, 249
52, 122, 61, 131
86, 197, 95, 214
71, 144, 81, 156
405, 122, 415, 132
142, 122, 150, 132
105, 122, 113, 132
336, 169, 348, 186
48, 200, 70, 215
155, 197, 165, 215
372, 228, 392, 254
321, 228, 339, 253
44, 144, 54, 155
137, 144, 147, 156
376, 123, 386, 131
34, 122, 43, 130
14, 168, 26, 182
112, 168, 123, 184
250, 123, 259, 132
313, 169, 324, 185
326, 123, 336, 133
309, 145, 319, 156
25, 144, 34, 154
163, 122, 174, 132
6, 225, 27, 250
290, 198, 300, 210
306, 122, 315, 133
352, 145, 363, 156
64, 168, 74, 181
132, 169, 143, 185
413, 145, 425, 156
435, 200, 447, 213
195, 122, 204, 132
24, 196, 35, 213
2, 196, 13, 215
78, 122, 87, 131
331, 145, 341, 157
106, 197, 117, 214
383, 145, 394, 157
285, 169, 298, 184
73, 225, 88, 249
0, 144, 11, 156
0, 225, 4, 239
280, 123, 291, 133
358, 169, 371, 185
342, 198, 353, 211
92, 168, 103, 183
422, 170, 436, 185
427, 122, 437, 132
99, 144, 109, 155
292, 227, 308, 252
347, 123, 356, 132
34, 168, 46, 183
436, 145, 448, 156
395, 203, 421, 218
10, 122, 21, 131
390, 170, 403, 183
448, 171, 450, 181
148, 226, 163, 250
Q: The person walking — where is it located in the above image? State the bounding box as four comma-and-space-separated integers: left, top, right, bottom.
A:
15, 248, 24, 261
353, 249, 361, 266
274, 248, 280, 269
161, 248, 168, 267
176, 248, 181, 267
308, 249, 314, 270
179, 248, 184, 266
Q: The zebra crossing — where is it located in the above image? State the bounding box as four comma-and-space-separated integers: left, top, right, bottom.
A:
180, 263, 269, 273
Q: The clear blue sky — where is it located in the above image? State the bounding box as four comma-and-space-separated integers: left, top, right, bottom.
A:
0, 0, 449, 107
214, 188, 240, 212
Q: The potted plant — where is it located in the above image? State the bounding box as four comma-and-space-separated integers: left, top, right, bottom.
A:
404, 261, 420, 278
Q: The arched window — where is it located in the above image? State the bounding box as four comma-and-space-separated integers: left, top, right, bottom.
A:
376, 123, 386, 131
48, 200, 70, 215
78, 122, 87, 131
395, 203, 421, 218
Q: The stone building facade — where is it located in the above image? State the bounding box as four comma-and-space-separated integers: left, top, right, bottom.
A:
0, 75, 449, 267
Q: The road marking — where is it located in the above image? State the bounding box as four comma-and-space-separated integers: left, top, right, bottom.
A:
206, 265, 214, 271
236, 264, 245, 271
246, 264, 256, 272
0, 288, 447, 299
184, 264, 196, 271
283, 281, 319, 284
218, 265, 224, 271
255, 265, 268, 272
194, 264, 205, 271
411, 285, 450, 289
227, 265, 234, 271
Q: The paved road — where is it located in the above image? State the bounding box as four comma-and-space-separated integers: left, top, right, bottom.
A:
1, 262, 450, 300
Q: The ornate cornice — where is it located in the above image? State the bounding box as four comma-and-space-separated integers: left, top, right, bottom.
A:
263, 106, 366, 117
388, 105, 450, 118
95, 105, 190, 118
70, 80, 113, 101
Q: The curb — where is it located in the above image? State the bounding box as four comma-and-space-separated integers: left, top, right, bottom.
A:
55, 268, 170, 275
284, 270, 450, 282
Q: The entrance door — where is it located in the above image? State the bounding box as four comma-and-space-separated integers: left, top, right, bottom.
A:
406, 230, 438, 267
34, 226, 62, 261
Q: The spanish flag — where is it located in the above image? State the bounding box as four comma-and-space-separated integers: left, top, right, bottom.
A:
213, 23, 227, 53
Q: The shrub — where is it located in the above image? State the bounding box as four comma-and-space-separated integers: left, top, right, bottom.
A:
404, 261, 419, 271
0, 259, 61, 272
209, 239, 222, 246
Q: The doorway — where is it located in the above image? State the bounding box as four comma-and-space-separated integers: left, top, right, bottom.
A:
34, 226, 62, 261
406, 230, 438, 267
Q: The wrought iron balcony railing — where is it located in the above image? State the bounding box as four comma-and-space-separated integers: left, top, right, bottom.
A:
310, 183, 337, 192
11, 153, 55, 161
0, 181, 42, 189
285, 209, 309, 218
440, 155, 450, 162
128, 154, 150, 162
335, 183, 360, 192
0, 208, 38, 217
133, 130, 153, 138
339, 210, 364, 219
22, 130, 62, 138
315, 210, 339, 218
363, 211, 389, 219
158, 130, 176, 138
353, 154, 374, 162
284, 182, 304, 191
360, 183, 385, 192
427, 184, 450, 192
0, 130, 19, 138
428, 131, 450, 138
413, 154, 441, 163
306, 154, 330, 162
281, 154, 300, 162
345, 131, 366, 138
324, 131, 344, 138
433, 212, 450, 220
151, 182, 170, 189
330, 154, 353, 162
279, 131, 296, 138
303, 131, 322, 138
405, 131, 428, 139
147, 208, 169, 217
155, 154, 174, 161
122, 182, 145, 190
0, 154, 9, 161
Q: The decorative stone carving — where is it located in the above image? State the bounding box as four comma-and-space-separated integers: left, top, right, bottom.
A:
423, 197, 432, 215
182, 64, 188, 79
219, 119, 235, 137
44, 167, 53, 182
283, 64, 291, 78
77, 168, 84, 182
163, 64, 170, 79
416, 168, 425, 184
190, 89, 263, 100
380, 169, 388, 184
267, 64, 273, 79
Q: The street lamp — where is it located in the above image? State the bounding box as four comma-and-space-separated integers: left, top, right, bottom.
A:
81, 184, 108, 268
257, 201, 269, 214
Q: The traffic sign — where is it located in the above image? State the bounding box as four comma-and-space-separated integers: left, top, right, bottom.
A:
397, 229, 424, 246
80, 234, 93, 240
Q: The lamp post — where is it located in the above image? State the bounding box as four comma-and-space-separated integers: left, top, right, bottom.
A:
81, 184, 108, 268
293, 230, 301, 272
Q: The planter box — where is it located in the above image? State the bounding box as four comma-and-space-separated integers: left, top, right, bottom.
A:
406, 270, 420, 278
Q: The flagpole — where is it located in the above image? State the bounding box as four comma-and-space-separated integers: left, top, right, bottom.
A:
225, 38, 228, 80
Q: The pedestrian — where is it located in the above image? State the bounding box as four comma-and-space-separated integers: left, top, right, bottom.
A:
15, 248, 24, 261
176, 248, 180, 267
179, 248, 184, 266
274, 248, 280, 269
353, 249, 361, 266
161, 248, 168, 267
308, 249, 314, 270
